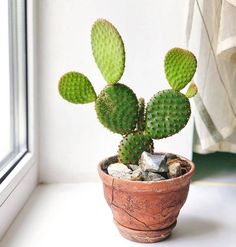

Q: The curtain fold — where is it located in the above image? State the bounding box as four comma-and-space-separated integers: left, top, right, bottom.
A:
187, 0, 236, 153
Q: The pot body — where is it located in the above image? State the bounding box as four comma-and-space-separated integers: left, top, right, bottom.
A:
98, 154, 195, 243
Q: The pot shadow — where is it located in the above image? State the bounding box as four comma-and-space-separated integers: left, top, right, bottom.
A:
169, 216, 222, 241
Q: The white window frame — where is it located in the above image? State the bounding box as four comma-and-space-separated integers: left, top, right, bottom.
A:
0, 0, 38, 238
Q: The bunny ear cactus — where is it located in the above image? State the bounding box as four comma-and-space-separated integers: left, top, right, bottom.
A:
58, 19, 198, 166
137, 98, 146, 131
58, 72, 97, 103
91, 19, 125, 84
145, 90, 191, 139
95, 83, 138, 135
186, 82, 198, 98
164, 48, 197, 91
118, 132, 153, 165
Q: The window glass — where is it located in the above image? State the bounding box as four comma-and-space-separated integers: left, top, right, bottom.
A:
0, 0, 12, 164
0, 0, 27, 178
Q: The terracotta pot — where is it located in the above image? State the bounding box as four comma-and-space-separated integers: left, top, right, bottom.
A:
98, 154, 195, 243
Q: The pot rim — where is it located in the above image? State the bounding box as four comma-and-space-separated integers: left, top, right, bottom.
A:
97, 152, 195, 192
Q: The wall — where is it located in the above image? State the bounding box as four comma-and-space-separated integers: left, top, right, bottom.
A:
38, 0, 193, 183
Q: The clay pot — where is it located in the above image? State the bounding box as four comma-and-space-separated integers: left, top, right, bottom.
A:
98, 154, 195, 243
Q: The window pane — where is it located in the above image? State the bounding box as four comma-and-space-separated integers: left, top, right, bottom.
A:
0, 0, 27, 177
0, 1, 12, 163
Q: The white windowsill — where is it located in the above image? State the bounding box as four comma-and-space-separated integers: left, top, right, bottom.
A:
0, 158, 37, 239
0, 181, 235, 247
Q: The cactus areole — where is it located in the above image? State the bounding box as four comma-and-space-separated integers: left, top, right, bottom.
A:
58, 19, 197, 243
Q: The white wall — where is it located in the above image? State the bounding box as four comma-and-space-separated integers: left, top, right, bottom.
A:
38, 0, 193, 183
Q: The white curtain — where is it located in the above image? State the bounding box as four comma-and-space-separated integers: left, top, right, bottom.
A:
187, 0, 236, 153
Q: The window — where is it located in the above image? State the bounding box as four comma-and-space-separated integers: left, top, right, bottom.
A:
0, 0, 28, 182
0, 0, 37, 238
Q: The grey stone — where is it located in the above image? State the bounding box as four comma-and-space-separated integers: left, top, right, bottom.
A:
168, 162, 182, 178
102, 156, 118, 171
139, 152, 168, 173
142, 171, 166, 181
107, 163, 132, 179
165, 153, 177, 162
129, 165, 140, 171
121, 174, 133, 180
167, 158, 180, 166
131, 168, 143, 181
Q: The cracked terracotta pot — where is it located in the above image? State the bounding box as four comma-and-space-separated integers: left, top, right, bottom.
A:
98, 154, 195, 243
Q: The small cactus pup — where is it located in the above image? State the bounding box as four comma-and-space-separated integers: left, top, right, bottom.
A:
57, 18, 198, 171
137, 98, 146, 131
185, 82, 198, 98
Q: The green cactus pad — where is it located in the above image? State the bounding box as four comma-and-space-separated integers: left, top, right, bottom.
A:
164, 48, 197, 91
118, 132, 154, 165
95, 83, 138, 134
58, 72, 97, 104
137, 98, 145, 131
186, 82, 198, 98
145, 89, 191, 139
91, 19, 125, 84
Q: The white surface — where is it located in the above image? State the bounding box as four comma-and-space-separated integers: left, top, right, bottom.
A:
37, 0, 194, 183
0, 163, 38, 239
1, 182, 235, 247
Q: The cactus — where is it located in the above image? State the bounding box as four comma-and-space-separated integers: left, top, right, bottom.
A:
186, 82, 198, 98
95, 83, 138, 135
58, 72, 97, 103
91, 19, 125, 84
118, 132, 154, 165
145, 89, 191, 139
164, 48, 197, 91
58, 19, 198, 165
137, 98, 145, 131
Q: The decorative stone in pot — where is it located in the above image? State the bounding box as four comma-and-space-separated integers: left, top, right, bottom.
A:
98, 154, 195, 243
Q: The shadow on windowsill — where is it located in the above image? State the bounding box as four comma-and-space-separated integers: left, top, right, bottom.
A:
169, 216, 223, 241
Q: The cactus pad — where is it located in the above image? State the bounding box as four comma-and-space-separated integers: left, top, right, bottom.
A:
145, 89, 191, 139
164, 48, 197, 91
91, 19, 125, 84
58, 72, 97, 104
137, 98, 145, 131
118, 132, 154, 165
95, 83, 138, 134
186, 82, 198, 98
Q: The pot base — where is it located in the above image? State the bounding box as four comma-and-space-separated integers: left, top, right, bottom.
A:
114, 219, 177, 243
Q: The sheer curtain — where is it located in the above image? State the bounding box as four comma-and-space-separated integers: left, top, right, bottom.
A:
187, 0, 236, 153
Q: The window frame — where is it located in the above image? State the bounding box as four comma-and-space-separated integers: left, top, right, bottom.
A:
0, 0, 38, 238
0, 0, 29, 182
